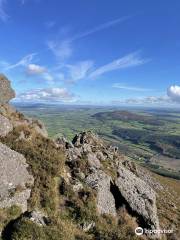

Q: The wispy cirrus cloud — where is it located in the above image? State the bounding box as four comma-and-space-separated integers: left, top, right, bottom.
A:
50, 52, 148, 83
66, 60, 93, 83
0, 0, 9, 22
2, 54, 55, 84
112, 83, 153, 92
89, 52, 149, 78
5, 53, 37, 70
70, 16, 131, 41
47, 40, 72, 60
47, 16, 131, 60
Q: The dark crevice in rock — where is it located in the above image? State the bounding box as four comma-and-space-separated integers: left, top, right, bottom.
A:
1, 217, 21, 240
110, 181, 148, 229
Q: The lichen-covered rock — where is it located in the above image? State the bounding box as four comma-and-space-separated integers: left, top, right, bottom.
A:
85, 170, 116, 216
72, 131, 103, 147
115, 165, 159, 231
0, 74, 15, 104
81, 221, 95, 232
0, 189, 31, 212
55, 136, 74, 149
121, 159, 163, 191
87, 153, 101, 169
63, 131, 161, 235
0, 114, 13, 137
25, 210, 48, 226
0, 143, 34, 212
31, 119, 48, 138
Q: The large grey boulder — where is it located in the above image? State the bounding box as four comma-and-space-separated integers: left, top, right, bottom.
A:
85, 170, 116, 216
115, 165, 159, 231
0, 114, 13, 137
0, 74, 15, 104
0, 143, 34, 212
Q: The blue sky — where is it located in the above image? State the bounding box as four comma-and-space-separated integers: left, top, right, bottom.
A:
0, 0, 180, 106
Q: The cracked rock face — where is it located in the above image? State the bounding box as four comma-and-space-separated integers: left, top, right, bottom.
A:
115, 166, 159, 231
0, 143, 34, 212
58, 131, 160, 233
0, 114, 13, 137
85, 170, 116, 216
0, 74, 15, 104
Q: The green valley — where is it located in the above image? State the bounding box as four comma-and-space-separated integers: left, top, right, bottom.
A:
15, 104, 180, 180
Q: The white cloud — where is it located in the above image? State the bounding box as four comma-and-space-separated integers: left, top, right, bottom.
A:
26, 64, 46, 75
47, 16, 131, 60
5, 53, 37, 70
112, 83, 153, 92
47, 40, 72, 60
89, 52, 149, 78
112, 95, 171, 105
167, 85, 180, 103
0, 0, 9, 22
70, 16, 131, 41
43, 72, 54, 83
16, 87, 76, 102
26, 64, 55, 83
66, 60, 93, 82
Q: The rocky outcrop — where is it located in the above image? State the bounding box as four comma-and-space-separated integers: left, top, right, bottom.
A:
0, 114, 13, 137
0, 143, 34, 212
72, 131, 104, 147
24, 210, 49, 226
62, 131, 160, 235
63, 131, 119, 170
115, 165, 159, 231
0, 74, 15, 104
85, 170, 116, 216
121, 159, 163, 191
0, 74, 47, 138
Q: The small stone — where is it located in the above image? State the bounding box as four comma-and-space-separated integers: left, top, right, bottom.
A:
81, 221, 95, 232
26, 210, 48, 226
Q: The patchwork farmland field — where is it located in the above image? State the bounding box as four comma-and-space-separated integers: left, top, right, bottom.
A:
15, 103, 180, 179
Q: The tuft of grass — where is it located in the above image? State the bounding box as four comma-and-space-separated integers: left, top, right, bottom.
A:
0, 206, 22, 233
1, 125, 65, 213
